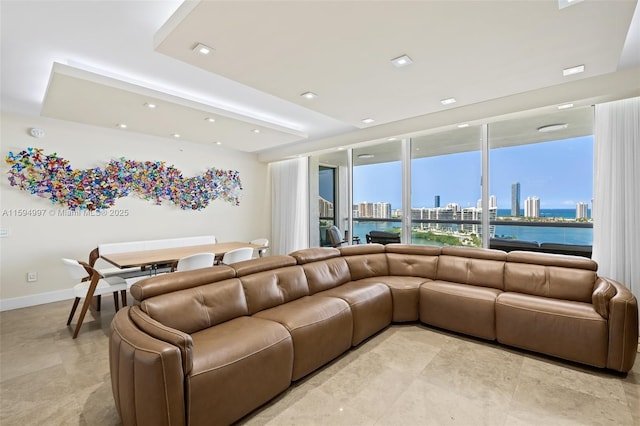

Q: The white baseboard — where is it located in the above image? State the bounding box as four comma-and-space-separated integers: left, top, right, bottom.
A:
0, 289, 74, 312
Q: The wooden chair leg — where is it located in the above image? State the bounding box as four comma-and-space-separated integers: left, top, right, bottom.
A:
73, 275, 99, 339
120, 290, 127, 307
67, 298, 80, 326
113, 292, 120, 311
73, 298, 91, 339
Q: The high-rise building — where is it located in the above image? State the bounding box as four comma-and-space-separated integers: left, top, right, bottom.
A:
576, 202, 589, 219
476, 195, 497, 209
318, 197, 334, 218
489, 195, 497, 209
446, 203, 460, 213
511, 182, 521, 217
461, 207, 497, 238
373, 202, 391, 219
357, 201, 391, 218
524, 196, 540, 218
434, 195, 440, 208
357, 202, 373, 218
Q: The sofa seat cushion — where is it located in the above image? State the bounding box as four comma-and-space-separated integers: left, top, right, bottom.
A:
254, 296, 353, 380
357, 276, 430, 322
316, 281, 392, 346
420, 281, 501, 340
188, 316, 293, 425
496, 292, 608, 368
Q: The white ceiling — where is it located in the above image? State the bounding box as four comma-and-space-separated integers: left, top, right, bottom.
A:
1, 0, 639, 160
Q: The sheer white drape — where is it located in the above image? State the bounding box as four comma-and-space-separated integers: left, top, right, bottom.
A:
270, 158, 309, 255
593, 97, 640, 298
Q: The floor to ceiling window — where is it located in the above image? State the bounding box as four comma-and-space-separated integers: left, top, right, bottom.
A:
309, 106, 594, 256
410, 126, 482, 247
489, 107, 594, 255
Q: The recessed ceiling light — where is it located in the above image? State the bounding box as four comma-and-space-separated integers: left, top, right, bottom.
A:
358, 154, 375, 159
440, 98, 457, 105
205, 117, 216, 123
116, 123, 127, 129
362, 118, 375, 124
337, 147, 345, 151
144, 102, 157, 109
537, 123, 568, 133
193, 43, 213, 55
562, 65, 585, 76
390, 54, 413, 68
300, 91, 318, 100
387, 137, 398, 142
215, 141, 222, 145
252, 129, 260, 134
457, 123, 470, 128
172, 133, 181, 138
557, 103, 574, 110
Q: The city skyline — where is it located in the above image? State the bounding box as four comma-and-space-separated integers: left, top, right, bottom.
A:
349, 136, 593, 210
347, 199, 589, 219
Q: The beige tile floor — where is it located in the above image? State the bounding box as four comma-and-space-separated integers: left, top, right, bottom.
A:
1, 298, 638, 426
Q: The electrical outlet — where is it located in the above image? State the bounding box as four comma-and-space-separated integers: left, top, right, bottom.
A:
27, 272, 38, 282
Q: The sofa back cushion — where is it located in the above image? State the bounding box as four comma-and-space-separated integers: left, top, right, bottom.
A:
386, 253, 439, 278
340, 244, 389, 280
504, 251, 597, 303
240, 265, 310, 314
384, 243, 440, 278
140, 278, 248, 334
130, 266, 236, 302
231, 255, 297, 277
290, 247, 341, 264
436, 247, 506, 290
302, 257, 352, 294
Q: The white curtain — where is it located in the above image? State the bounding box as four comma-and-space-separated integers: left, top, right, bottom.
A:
270, 158, 309, 255
593, 97, 640, 299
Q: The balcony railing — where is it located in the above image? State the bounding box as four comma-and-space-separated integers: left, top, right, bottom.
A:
352, 217, 593, 257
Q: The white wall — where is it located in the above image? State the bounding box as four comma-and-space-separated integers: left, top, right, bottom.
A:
0, 112, 270, 309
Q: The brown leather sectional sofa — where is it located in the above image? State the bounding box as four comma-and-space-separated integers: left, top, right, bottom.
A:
109, 244, 638, 426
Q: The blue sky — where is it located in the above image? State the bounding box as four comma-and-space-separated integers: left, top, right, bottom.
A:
319, 168, 335, 202
349, 136, 593, 210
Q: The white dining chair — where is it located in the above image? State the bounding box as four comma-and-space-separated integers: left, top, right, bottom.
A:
62, 258, 128, 339
221, 247, 254, 265
175, 253, 216, 272
250, 238, 269, 257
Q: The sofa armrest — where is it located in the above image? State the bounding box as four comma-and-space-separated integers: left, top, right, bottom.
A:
129, 305, 193, 375
110, 307, 187, 426
592, 278, 617, 319
601, 278, 639, 372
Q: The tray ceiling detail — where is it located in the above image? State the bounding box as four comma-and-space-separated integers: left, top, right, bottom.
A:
154, 0, 636, 129
41, 63, 306, 152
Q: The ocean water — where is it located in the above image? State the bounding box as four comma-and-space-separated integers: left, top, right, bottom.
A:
353, 209, 593, 246
495, 208, 589, 219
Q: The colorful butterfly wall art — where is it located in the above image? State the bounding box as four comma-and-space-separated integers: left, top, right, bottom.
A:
5, 148, 242, 211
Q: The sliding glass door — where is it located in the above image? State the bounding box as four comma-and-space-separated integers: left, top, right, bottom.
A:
352, 140, 403, 243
